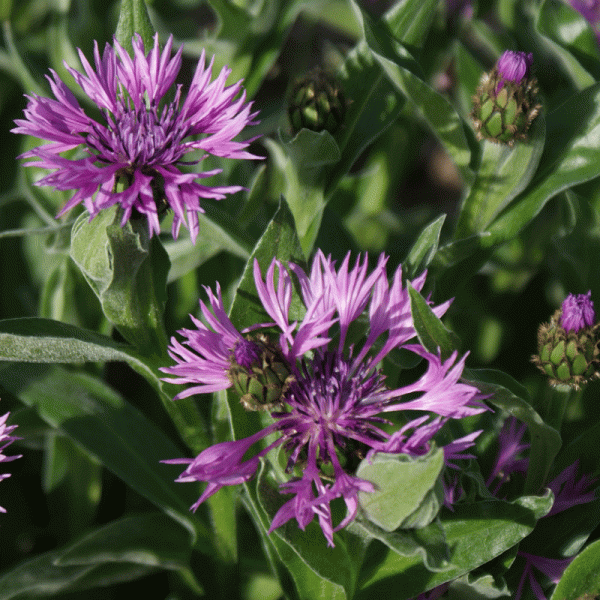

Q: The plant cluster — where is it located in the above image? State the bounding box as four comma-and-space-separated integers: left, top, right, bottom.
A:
1, 0, 600, 599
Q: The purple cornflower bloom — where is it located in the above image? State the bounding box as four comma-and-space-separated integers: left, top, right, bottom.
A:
12, 34, 260, 243
163, 251, 487, 546
496, 50, 533, 92
560, 290, 596, 332
487, 420, 597, 599
0, 412, 22, 514
513, 463, 598, 599
515, 553, 574, 600
486, 416, 530, 495
547, 459, 598, 516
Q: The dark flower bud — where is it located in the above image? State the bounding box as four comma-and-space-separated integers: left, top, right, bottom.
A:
288, 69, 346, 135
532, 291, 600, 389
470, 50, 541, 146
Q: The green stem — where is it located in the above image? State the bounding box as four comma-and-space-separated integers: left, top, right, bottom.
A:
545, 383, 574, 433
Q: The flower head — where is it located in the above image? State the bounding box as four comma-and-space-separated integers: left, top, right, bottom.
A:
547, 460, 597, 516
515, 552, 574, 600
470, 50, 540, 146
12, 34, 260, 243
487, 421, 598, 600
533, 291, 600, 388
486, 416, 530, 495
0, 412, 22, 514
163, 251, 486, 545
561, 291, 596, 333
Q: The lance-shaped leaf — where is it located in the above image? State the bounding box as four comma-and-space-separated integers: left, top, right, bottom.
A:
0, 513, 201, 599
280, 130, 341, 255
403, 215, 446, 279
485, 83, 600, 247
454, 115, 546, 238
536, 0, 600, 90
409, 283, 461, 360
0, 317, 209, 454
351, 0, 475, 189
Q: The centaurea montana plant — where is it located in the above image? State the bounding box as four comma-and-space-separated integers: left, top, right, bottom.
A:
161, 251, 487, 546
12, 34, 261, 242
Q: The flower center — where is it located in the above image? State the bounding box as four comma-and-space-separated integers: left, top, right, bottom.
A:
86, 95, 188, 168
276, 351, 389, 474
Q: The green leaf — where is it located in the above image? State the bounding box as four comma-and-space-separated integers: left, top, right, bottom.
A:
551, 538, 600, 600
382, 0, 439, 48
352, 2, 474, 187
0, 317, 209, 454
280, 130, 341, 255
455, 115, 546, 238
453, 42, 484, 118
446, 572, 511, 599
350, 518, 450, 572
229, 196, 305, 334
0, 513, 200, 599
357, 495, 553, 600
114, 0, 155, 52
403, 215, 446, 278
356, 449, 445, 532
431, 233, 493, 270
70, 208, 169, 359
0, 363, 210, 544
409, 284, 461, 359
0, 549, 152, 600
463, 368, 562, 495
255, 465, 360, 600
328, 1, 411, 198
57, 513, 202, 593
485, 83, 600, 247
43, 433, 102, 534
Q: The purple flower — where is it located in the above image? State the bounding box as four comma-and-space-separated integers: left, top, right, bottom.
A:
162, 283, 254, 398
486, 416, 530, 495
163, 251, 487, 545
12, 34, 260, 243
487, 420, 597, 599
496, 50, 533, 92
515, 553, 574, 600
560, 290, 596, 332
547, 460, 597, 516
0, 412, 22, 514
